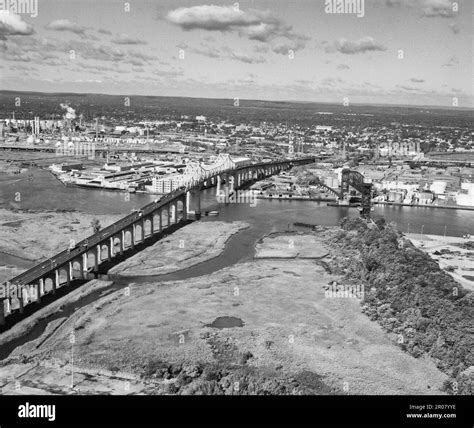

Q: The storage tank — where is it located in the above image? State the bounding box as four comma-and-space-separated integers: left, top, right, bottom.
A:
388, 191, 404, 203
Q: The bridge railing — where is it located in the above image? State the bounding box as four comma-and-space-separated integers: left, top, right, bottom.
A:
3, 157, 316, 288
4, 188, 187, 287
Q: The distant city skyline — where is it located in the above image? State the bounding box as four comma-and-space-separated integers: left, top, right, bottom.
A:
0, 0, 472, 107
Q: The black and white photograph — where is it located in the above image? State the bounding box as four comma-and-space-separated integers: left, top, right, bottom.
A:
0, 0, 472, 425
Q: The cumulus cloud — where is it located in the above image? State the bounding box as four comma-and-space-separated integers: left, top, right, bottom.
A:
396, 84, 419, 91
228, 50, 266, 64
166, 5, 308, 54
409, 78, 425, 83
337, 64, 350, 70
320, 77, 345, 88
76, 63, 117, 72
111, 34, 148, 45
178, 42, 265, 64
98, 29, 112, 35
0, 37, 64, 65
270, 38, 306, 54
167, 5, 265, 31
0, 11, 34, 40
326, 37, 386, 54
253, 44, 269, 54
385, 0, 457, 18
45, 19, 87, 34
1, 34, 162, 69
421, 0, 456, 18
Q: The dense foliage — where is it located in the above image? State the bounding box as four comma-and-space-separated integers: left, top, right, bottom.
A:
331, 218, 473, 394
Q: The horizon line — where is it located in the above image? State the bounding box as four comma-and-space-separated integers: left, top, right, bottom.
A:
0, 89, 472, 112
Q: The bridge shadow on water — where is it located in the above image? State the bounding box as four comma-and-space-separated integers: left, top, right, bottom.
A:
0, 220, 193, 359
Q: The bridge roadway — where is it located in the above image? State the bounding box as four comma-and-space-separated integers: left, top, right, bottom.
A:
0, 156, 316, 325
7, 189, 184, 288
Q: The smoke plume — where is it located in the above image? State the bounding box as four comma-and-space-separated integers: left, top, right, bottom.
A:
60, 103, 76, 120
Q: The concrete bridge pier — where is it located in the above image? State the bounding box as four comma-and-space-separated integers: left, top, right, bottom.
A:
182, 194, 188, 221
36, 281, 42, 303
170, 204, 176, 224
106, 242, 111, 261
0, 300, 5, 325
110, 237, 115, 256
95, 245, 100, 271
186, 191, 191, 215
130, 226, 135, 249
187, 188, 201, 219
82, 253, 88, 279
195, 190, 201, 220
18, 285, 24, 314
67, 263, 72, 285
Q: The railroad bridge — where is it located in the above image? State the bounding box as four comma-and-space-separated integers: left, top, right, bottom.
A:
0, 156, 315, 325
312, 168, 373, 218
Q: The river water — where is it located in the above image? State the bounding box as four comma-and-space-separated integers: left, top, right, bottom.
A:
1, 167, 473, 237
2, 166, 473, 275
0, 167, 473, 357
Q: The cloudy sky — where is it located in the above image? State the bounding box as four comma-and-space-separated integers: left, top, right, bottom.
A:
0, 0, 471, 107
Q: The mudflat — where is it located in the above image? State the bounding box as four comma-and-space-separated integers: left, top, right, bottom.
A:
0, 209, 121, 282
0, 229, 447, 395
109, 221, 249, 277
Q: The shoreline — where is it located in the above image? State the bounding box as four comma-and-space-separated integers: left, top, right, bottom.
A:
0, 227, 450, 395
256, 195, 474, 211
256, 195, 336, 202
373, 201, 474, 211
404, 233, 474, 291
108, 221, 249, 277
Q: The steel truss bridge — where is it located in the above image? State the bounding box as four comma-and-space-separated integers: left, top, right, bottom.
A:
312, 168, 373, 218
0, 155, 315, 325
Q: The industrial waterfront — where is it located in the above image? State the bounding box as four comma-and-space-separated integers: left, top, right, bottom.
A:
1, 166, 473, 237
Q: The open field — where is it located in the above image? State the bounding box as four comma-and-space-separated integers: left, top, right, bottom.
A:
109, 221, 249, 277
406, 233, 474, 291
0, 209, 122, 283
0, 209, 122, 262
0, 231, 448, 395
255, 233, 329, 258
